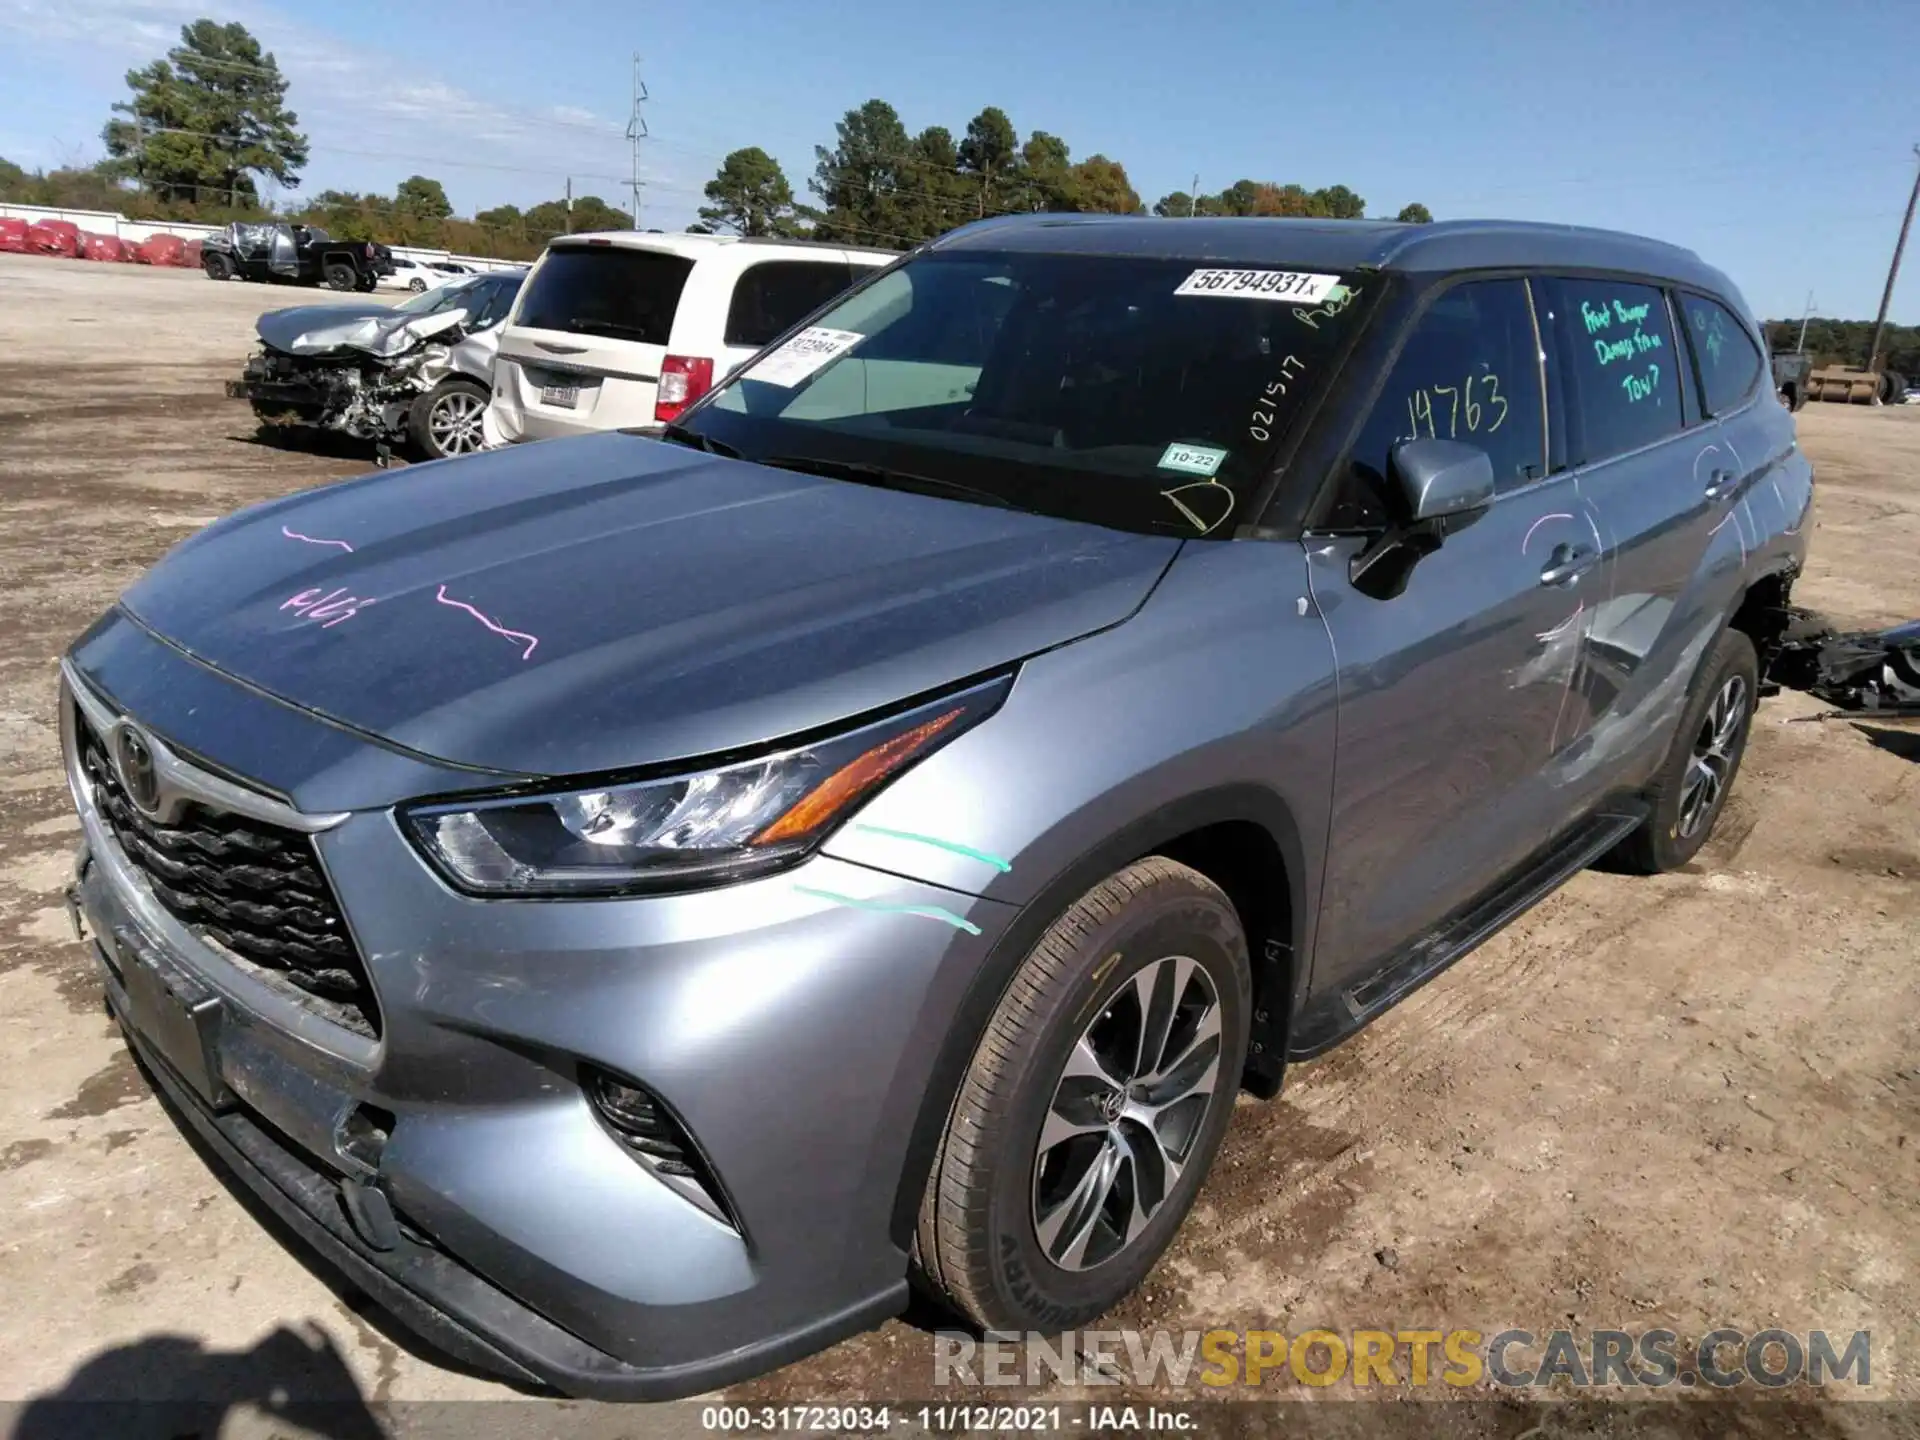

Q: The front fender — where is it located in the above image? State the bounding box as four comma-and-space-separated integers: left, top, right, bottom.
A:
813, 540, 1341, 1248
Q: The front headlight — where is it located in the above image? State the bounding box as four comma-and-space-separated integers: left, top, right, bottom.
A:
403, 675, 1010, 897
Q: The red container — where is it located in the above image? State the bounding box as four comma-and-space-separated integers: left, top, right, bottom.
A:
0, 217, 28, 253
27, 220, 80, 257
137, 233, 187, 266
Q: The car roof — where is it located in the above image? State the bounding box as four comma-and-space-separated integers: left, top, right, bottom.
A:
551, 230, 895, 265
929, 214, 1743, 304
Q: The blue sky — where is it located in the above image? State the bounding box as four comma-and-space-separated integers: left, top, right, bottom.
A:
1, 0, 1914, 322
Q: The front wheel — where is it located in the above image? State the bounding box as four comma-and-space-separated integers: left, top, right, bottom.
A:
322, 260, 356, 291
410, 378, 490, 459
203, 254, 233, 281
1609, 626, 1758, 874
912, 857, 1250, 1332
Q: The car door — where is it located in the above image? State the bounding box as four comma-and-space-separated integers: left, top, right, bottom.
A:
1534, 275, 1725, 804
1304, 276, 1608, 996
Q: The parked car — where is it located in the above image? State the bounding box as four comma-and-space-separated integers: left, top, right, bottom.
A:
202, 222, 395, 291
429, 260, 475, 277
380, 256, 452, 294
226, 270, 524, 459
482, 231, 892, 445
62, 215, 1809, 1400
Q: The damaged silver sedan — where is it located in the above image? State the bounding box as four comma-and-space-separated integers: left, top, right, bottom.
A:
227, 271, 524, 461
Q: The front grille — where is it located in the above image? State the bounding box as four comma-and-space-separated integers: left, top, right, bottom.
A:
77, 715, 381, 1038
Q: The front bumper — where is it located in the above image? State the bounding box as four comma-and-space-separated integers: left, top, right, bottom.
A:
61, 633, 1016, 1398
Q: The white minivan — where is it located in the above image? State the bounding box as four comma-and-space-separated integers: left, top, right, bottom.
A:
483, 231, 893, 444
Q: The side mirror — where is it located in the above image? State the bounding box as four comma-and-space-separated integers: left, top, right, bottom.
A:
1351, 439, 1496, 600
1389, 437, 1495, 522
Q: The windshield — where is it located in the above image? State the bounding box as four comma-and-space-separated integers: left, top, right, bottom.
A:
394, 277, 479, 316
682, 250, 1369, 538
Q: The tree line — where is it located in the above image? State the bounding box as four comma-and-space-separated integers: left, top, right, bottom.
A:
692, 97, 1434, 248
1765, 317, 1920, 380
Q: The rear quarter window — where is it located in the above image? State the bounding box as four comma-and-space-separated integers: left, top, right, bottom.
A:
1541, 276, 1682, 463
1681, 293, 1764, 416
725, 261, 857, 348
514, 246, 695, 345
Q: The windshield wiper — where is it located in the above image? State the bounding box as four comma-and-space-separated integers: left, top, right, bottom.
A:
761, 455, 1015, 510
565, 317, 652, 339
656, 422, 740, 457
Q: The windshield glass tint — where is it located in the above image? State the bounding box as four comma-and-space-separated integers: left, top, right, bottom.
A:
687, 250, 1367, 538
513, 246, 695, 344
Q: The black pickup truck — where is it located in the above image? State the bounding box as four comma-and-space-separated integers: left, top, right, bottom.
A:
201, 222, 395, 291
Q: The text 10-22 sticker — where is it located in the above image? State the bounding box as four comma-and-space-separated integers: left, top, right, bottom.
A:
1158, 441, 1229, 476
745, 327, 864, 388
1173, 270, 1341, 304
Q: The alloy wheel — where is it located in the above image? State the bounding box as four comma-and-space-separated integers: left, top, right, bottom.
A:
1031, 954, 1223, 1272
428, 391, 486, 455
1678, 674, 1747, 839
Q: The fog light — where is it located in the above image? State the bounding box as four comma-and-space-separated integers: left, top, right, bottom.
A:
585, 1068, 737, 1228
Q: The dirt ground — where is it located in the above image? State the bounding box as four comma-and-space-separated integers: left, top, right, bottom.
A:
0, 253, 1915, 1436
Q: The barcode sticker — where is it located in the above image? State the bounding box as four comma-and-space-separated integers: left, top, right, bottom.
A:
1173, 270, 1341, 304
746, 327, 864, 388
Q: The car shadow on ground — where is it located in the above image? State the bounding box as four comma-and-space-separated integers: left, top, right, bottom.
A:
6, 1325, 386, 1440
234, 424, 399, 467
1854, 721, 1920, 763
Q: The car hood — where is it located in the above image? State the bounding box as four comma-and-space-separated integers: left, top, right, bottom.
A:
117, 434, 1181, 778
256, 301, 403, 355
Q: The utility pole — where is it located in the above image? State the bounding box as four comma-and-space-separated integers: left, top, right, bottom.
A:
564, 177, 573, 234
1796, 289, 1814, 354
625, 53, 649, 230
1189, 174, 1199, 217
1864, 144, 1920, 378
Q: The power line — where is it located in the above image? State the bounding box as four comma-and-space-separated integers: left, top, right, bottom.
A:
626, 52, 649, 230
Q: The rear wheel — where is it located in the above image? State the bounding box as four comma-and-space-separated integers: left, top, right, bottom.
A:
322, 260, 356, 291
203, 254, 233, 281
410, 378, 489, 460
912, 857, 1250, 1331
408, 276, 427, 293
1609, 627, 1758, 874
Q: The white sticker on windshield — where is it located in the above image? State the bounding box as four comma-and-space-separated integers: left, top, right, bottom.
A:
1173, 269, 1341, 303
1158, 441, 1228, 476
745, 327, 863, 388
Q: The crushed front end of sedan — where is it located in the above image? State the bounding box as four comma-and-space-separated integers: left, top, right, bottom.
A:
227, 284, 503, 461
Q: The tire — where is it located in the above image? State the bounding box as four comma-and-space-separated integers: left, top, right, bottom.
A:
1609, 627, 1758, 874
322, 261, 356, 292
203, 254, 233, 281
912, 857, 1251, 1332
356, 273, 378, 293
410, 378, 490, 460
408, 277, 427, 294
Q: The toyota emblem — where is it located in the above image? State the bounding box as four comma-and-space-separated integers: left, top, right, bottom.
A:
111, 722, 161, 815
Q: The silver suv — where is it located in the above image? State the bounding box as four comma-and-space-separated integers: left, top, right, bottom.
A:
63, 215, 1809, 1398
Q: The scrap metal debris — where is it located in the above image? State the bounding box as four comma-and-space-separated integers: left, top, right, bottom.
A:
1770, 610, 1920, 717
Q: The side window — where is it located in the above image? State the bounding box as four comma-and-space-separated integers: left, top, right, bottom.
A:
724, 261, 855, 349
1545, 276, 1682, 462
1342, 278, 1547, 519
1681, 293, 1764, 416
475, 280, 516, 329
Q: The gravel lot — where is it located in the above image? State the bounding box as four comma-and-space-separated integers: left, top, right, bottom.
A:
0, 254, 1915, 1435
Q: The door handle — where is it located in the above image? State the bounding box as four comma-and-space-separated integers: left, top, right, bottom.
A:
1539, 544, 1596, 587
1703, 468, 1737, 501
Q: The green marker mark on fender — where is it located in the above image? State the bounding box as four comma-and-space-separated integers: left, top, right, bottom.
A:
850, 823, 1012, 872
793, 885, 982, 935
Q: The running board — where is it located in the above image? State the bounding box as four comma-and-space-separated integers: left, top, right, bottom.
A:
1287, 802, 1649, 1060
